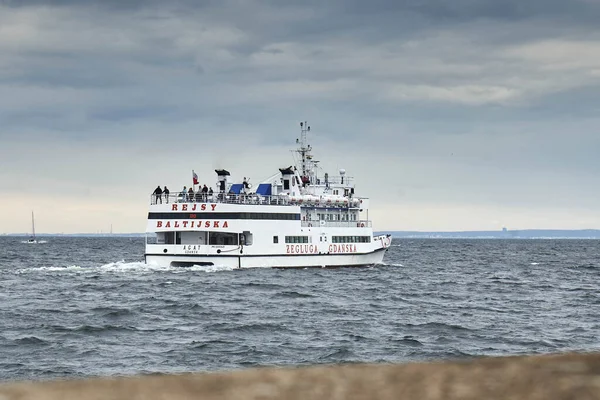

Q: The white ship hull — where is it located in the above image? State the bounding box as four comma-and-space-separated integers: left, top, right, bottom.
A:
145, 247, 387, 269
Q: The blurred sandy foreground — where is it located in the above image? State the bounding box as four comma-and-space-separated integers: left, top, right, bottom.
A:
1, 353, 599, 400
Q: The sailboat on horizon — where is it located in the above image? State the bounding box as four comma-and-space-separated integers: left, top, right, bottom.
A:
27, 211, 37, 244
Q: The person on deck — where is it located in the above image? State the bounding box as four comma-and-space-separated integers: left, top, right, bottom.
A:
163, 186, 170, 203
202, 184, 208, 201
181, 186, 188, 202
188, 187, 195, 202
153, 185, 163, 204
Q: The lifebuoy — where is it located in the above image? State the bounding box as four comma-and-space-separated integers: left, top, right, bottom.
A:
360, 223, 365, 228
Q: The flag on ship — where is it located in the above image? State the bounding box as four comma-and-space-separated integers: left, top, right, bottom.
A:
192, 170, 199, 185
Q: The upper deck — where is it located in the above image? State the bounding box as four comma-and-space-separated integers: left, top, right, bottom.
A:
150, 193, 365, 209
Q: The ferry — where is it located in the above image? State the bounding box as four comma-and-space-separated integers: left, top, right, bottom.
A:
144, 122, 392, 268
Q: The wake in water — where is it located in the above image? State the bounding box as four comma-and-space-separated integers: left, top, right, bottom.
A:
18, 260, 398, 275
21, 240, 48, 244
16, 261, 238, 275
376, 261, 404, 267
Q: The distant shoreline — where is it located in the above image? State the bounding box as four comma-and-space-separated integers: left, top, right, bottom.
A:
377, 229, 600, 239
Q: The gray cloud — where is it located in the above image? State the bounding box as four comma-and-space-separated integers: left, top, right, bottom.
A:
1, 0, 599, 232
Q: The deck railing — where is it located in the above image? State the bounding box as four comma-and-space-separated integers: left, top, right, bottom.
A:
150, 193, 365, 208
318, 176, 354, 186
150, 193, 293, 206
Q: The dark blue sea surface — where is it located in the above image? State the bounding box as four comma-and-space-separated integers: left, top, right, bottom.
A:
0, 237, 599, 381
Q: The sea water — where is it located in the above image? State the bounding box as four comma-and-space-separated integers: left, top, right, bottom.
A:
0, 236, 598, 381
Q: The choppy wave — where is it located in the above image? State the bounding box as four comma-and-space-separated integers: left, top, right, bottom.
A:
405, 322, 476, 332
12, 336, 47, 345
393, 336, 424, 347
90, 306, 134, 318
272, 291, 315, 299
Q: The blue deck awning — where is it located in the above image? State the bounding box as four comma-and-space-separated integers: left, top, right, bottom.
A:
229, 184, 244, 194
256, 183, 272, 196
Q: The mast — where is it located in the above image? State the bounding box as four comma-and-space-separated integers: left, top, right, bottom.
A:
297, 121, 312, 180
31, 211, 36, 240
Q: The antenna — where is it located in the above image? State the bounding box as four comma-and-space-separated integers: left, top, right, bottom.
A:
298, 121, 311, 178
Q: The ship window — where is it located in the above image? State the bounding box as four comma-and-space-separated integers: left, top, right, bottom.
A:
284, 179, 290, 190
332, 236, 371, 243
163, 232, 175, 244
273, 236, 278, 244
209, 232, 238, 246
240, 233, 253, 246
285, 236, 308, 244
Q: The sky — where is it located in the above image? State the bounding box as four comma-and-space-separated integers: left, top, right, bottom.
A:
1, 0, 600, 233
